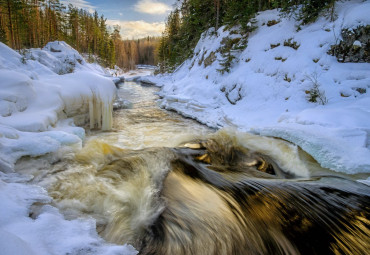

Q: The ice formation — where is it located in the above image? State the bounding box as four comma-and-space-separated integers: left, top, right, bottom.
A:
0, 42, 116, 171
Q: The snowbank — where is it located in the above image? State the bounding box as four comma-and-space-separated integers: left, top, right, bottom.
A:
0, 179, 137, 255
148, 0, 370, 176
0, 41, 132, 254
0, 41, 116, 171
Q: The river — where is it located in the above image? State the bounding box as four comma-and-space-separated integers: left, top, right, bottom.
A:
15, 81, 370, 255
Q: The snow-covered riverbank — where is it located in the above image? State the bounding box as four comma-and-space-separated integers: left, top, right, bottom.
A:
146, 0, 370, 181
0, 42, 137, 254
0, 41, 118, 172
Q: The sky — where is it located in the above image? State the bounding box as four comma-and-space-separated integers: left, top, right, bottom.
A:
60, 0, 177, 39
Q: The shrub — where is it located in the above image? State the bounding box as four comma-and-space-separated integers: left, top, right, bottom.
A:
217, 36, 246, 74
305, 73, 328, 105
284, 38, 300, 50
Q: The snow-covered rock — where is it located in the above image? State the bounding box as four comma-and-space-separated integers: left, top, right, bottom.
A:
25, 41, 108, 75
148, 0, 370, 176
113, 98, 133, 110
0, 179, 137, 255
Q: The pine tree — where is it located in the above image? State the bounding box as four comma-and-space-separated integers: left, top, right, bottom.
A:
108, 38, 115, 68
0, 0, 162, 69
1, 0, 19, 48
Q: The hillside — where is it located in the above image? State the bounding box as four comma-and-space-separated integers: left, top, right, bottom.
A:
146, 0, 370, 179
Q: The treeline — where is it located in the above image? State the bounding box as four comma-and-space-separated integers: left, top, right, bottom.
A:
158, 0, 336, 72
0, 0, 158, 69
111, 26, 159, 70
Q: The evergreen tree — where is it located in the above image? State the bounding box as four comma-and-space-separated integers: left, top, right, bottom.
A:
108, 38, 115, 68
0, 25, 7, 44
0, 1, 161, 69
157, 0, 339, 72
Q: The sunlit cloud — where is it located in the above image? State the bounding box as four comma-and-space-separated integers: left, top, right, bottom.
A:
134, 0, 172, 15
107, 20, 165, 39
60, 0, 96, 13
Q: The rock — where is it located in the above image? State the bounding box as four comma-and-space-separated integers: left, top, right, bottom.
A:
113, 98, 132, 110
353, 40, 362, 48
328, 25, 370, 63
138, 77, 156, 86
204, 51, 216, 67
354, 87, 366, 94
267, 20, 280, 27
112, 76, 125, 87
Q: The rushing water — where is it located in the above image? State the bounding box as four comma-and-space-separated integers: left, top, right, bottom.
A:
88, 81, 212, 149
16, 81, 370, 254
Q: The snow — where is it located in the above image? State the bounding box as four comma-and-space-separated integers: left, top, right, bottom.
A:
0, 41, 135, 254
0, 179, 137, 255
342, 1, 370, 29
0, 42, 117, 171
358, 177, 370, 186
147, 0, 370, 178
123, 67, 155, 82
26, 41, 108, 75
353, 40, 362, 47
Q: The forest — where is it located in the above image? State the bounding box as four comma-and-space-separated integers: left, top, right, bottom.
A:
0, 0, 339, 72
0, 0, 158, 70
157, 0, 337, 72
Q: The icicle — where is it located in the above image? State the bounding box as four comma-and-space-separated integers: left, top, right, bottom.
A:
102, 100, 113, 131
89, 94, 95, 129
89, 89, 113, 131
96, 97, 102, 130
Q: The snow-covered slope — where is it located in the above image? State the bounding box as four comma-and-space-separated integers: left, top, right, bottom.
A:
0, 42, 136, 254
148, 0, 370, 177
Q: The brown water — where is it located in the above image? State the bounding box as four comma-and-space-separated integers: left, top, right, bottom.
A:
16, 81, 370, 255
87, 81, 212, 149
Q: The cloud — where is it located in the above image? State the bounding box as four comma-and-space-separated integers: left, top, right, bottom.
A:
60, 0, 96, 13
107, 20, 165, 39
134, 0, 172, 15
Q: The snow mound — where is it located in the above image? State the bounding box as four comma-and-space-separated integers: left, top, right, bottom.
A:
0, 43, 23, 69
26, 41, 107, 75
149, 0, 370, 175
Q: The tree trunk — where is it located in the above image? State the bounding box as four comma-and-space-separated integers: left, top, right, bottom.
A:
14, 4, 20, 50
6, 0, 14, 48
214, 0, 220, 32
